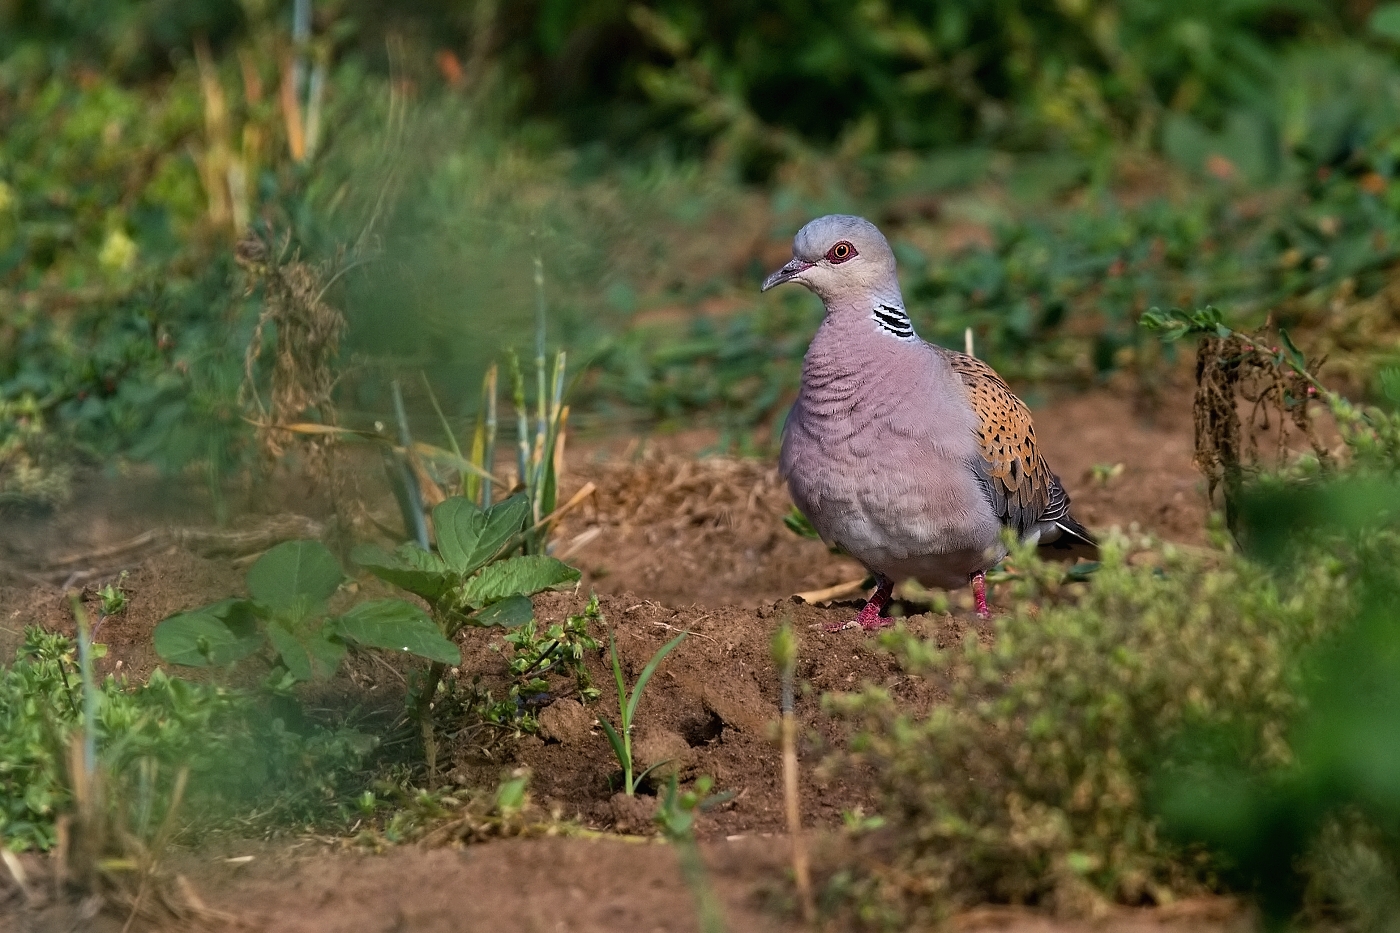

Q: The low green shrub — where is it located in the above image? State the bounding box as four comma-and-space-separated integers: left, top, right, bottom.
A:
1, 626, 371, 852
831, 533, 1344, 920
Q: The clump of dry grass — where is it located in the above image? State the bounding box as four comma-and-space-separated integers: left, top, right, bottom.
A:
236, 228, 347, 483
1192, 326, 1333, 533
569, 452, 786, 539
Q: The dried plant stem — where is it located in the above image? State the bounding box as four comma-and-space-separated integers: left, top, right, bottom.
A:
774, 622, 815, 924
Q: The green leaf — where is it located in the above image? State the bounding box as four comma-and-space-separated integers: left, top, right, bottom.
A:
433, 493, 530, 575
332, 599, 461, 664
352, 542, 452, 603
1371, 2, 1400, 41
1279, 329, 1307, 372
626, 633, 686, 727
471, 594, 534, 629
266, 617, 346, 682
247, 541, 344, 611
599, 717, 627, 773
153, 599, 262, 667
461, 555, 581, 607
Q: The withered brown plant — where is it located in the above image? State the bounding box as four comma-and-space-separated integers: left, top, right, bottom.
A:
236, 228, 347, 488
1193, 326, 1333, 534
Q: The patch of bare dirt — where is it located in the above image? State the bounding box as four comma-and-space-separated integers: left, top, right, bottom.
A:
6, 837, 1246, 933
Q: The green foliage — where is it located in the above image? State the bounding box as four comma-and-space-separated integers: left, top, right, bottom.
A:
499, 595, 604, 716
353, 493, 581, 640
1156, 478, 1400, 927
0, 394, 71, 508
600, 629, 686, 797
0, 626, 371, 852
655, 773, 733, 933
832, 534, 1343, 919
154, 540, 457, 684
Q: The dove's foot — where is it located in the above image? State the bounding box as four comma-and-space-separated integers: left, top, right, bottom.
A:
824, 576, 893, 632
971, 572, 991, 620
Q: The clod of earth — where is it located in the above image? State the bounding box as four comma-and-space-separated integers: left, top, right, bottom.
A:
538, 698, 594, 744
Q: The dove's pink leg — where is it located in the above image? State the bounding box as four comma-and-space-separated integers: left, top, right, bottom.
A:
826, 576, 894, 632
971, 572, 991, 620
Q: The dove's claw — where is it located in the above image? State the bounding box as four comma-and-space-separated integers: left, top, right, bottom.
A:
971, 571, 992, 620
823, 576, 893, 633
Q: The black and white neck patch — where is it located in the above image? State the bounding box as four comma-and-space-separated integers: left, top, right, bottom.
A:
872, 303, 916, 340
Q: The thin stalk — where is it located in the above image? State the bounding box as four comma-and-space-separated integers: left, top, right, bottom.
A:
414, 661, 447, 787
675, 841, 728, 933
774, 622, 814, 924
482, 364, 498, 508
420, 372, 466, 494
391, 380, 430, 550
291, 0, 312, 101
509, 350, 529, 500
69, 596, 98, 781
532, 252, 548, 516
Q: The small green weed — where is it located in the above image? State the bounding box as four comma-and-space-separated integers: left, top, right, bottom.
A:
655, 774, 733, 933
498, 595, 603, 719
0, 627, 372, 853
600, 630, 686, 797
832, 534, 1343, 920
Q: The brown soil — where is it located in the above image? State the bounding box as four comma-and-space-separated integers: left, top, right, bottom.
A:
0, 387, 1237, 933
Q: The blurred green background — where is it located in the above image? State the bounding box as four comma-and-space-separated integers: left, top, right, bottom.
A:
4, 0, 1400, 499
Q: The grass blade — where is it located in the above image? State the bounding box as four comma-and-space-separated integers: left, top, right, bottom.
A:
609, 632, 628, 723
626, 633, 685, 727
482, 363, 498, 508
599, 718, 626, 772
419, 371, 466, 495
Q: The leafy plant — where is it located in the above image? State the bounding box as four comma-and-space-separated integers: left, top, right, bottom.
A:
499, 594, 603, 718
599, 630, 686, 797
352, 492, 581, 776
154, 539, 458, 687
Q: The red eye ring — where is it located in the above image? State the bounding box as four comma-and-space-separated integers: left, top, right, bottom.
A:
825, 241, 857, 263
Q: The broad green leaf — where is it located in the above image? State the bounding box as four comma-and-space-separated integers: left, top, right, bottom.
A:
153, 599, 262, 667
1371, 3, 1400, 41
432, 497, 485, 573
472, 594, 534, 629
248, 541, 344, 611
461, 555, 580, 607
266, 618, 346, 682
433, 493, 530, 575
332, 599, 461, 665
352, 542, 452, 602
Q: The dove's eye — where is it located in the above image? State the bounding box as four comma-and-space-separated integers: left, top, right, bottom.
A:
826, 241, 857, 263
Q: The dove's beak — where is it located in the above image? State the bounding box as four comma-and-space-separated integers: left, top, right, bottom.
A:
762, 257, 812, 292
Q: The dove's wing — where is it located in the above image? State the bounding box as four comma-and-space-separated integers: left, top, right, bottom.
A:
939, 349, 1095, 552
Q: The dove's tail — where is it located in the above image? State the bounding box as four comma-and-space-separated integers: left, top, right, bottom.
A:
1037, 513, 1100, 562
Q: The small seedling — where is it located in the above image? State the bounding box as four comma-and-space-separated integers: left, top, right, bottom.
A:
599, 630, 685, 796
154, 540, 459, 687
500, 595, 603, 719
1089, 462, 1124, 486
97, 572, 129, 618
656, 774, 732, 933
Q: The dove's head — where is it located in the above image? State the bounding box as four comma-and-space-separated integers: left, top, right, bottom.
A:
761, 214, 900, 307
